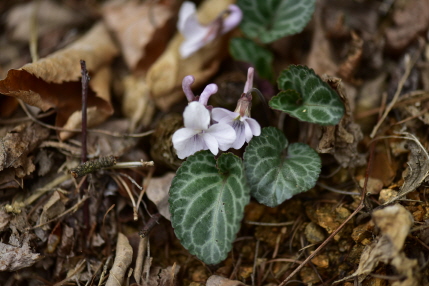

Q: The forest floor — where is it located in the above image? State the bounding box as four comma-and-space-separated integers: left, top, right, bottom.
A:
1, 0, 429, 285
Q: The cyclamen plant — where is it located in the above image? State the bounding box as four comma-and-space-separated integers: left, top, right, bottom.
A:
169, 65, 344, 265
168, 0, 343, 266
172, 68, 260, 159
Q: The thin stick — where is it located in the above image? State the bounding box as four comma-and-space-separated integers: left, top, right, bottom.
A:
110, 161, 154, 169
80, 60, 89, 163
113, 174, 138, 220
317, 182, 360, 196
370, 51, 420, 138
136, 168, 154, 211
29, 195, 89, 230
17, 99, 154, 138
245, 221, 294, 226
29, 0, 41, 62
251, 240, 260, 286
139, 213, 162, 238
266, 258, 303, 264
80, 60, 90, 239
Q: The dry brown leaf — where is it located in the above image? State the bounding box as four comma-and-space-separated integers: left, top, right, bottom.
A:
385, 133, 429, 204
143, 265, 180, 286
306, 0, 337, 76
121, 75, 156, 132
0, 122, 50, 182
385, 0, 429, 52
0, 95, 19, 117
6, 0, 84, 43
0, 209, 12, 232
206, 275, 246, 286
0, 22, 118, 139
146, 172, 175, 220
335, 204, 420, 286
316, 76, 366, 168
103, 0, 176, 72
0, 237, 41, 271
38, 191, 69, 231
77, 119, 140, 157
106, 232, 133, 286
146, 0, 235, 111
150, 113, 183, 169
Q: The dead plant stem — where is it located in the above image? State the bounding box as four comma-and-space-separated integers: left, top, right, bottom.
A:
29, 195, 89, 230
17, 99, 154, 138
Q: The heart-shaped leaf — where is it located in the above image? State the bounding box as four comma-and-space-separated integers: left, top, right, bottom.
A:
244, 127, 321, 207
169, 151, 250, 265
269, 65, 344, 125
238, 0, 316, 43
229, 37, 274, 80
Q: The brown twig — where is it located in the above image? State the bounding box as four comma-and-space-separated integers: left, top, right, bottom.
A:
139, 213, 162, 238
29, 0, 40, 62
80, 60, 90, 240
17, 99, 154, 138
28, 195, 89, 230
80, 60, 89, 163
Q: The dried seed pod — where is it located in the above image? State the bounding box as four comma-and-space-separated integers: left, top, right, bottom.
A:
150, 113, 183, 170
70, 155, 117, 178
139, 213, 162, 238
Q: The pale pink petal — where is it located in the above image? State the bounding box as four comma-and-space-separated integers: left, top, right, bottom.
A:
182, 75, 195, 102
231, 120, 246, 149
183, 102, 210, 130
199, 83, 218, 106
207, 123, 236, 151
178, 1, 211, 59
179, 14, 210, 58
172, 128, 203, 159
246, 117, 261, 137
212, 107, 237, 122
177, 2, 198, 35
243, 67, 254, 93
243, 120, 253, 143
221, 5, 243, 34
201, 132, 219, 156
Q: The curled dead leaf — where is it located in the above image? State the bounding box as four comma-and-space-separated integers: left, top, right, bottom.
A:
206, 275, 246, 286
0, 22, 119, 139
103, 0, 177, 72
335, 204, 420, 286
146, 172, 175, 220
317, 76, 366, 168
0, 122, 49, 183
105, 232, 133, 286
0, 235, 41, 271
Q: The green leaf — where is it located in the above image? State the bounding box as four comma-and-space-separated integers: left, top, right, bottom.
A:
269, 65, 344, 125
229, 37, 274, 80
244, 127, 321, 207
238, 0, 316, 43
169, 151, 250, 265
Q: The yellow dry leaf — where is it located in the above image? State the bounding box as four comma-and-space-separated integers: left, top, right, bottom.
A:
103, 0, 177, 72
146, 0, 235, 111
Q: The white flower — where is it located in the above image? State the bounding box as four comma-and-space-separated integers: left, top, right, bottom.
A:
177, 1, 242, 59
212, 108, 261, 149
172, 101, 236, 159
211, 67, 261, 149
